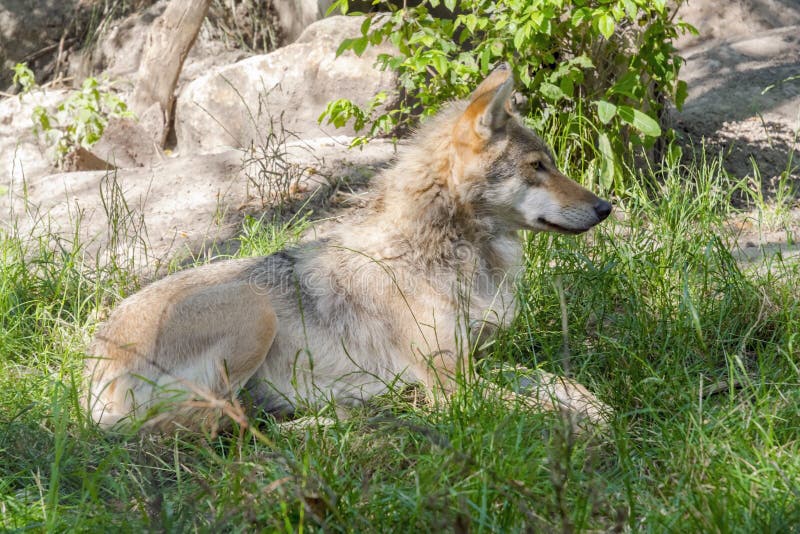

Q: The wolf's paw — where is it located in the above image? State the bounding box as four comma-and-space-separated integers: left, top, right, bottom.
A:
517, 370, 612, 435
557, 390, 612, 436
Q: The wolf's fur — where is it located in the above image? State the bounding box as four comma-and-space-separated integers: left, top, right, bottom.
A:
86, 67, 613, 431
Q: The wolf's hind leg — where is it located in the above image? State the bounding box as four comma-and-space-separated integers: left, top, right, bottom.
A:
87, 281, 278, 432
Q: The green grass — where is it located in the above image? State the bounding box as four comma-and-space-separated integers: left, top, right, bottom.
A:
1, 152, 799, 532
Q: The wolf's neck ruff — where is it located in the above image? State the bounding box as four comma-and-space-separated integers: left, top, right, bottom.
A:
364, 103, 521, 278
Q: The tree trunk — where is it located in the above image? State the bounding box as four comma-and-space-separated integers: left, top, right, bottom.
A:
131, 0, 211, 147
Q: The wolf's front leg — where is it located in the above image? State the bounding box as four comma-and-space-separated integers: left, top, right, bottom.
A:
417, 351, 610, 432
464, 323, 610, 430
480, 369, 610, 433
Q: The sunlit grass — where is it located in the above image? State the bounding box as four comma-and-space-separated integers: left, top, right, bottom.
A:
1, 148, 798, 531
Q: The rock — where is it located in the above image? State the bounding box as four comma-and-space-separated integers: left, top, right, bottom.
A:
69, 1, 248, 94
0, 90, 64, 186
68, 1, 167, 90
62, 147, 116, 172
1, 137, 396, 271
90, 118, 164, 169
272, 0, 334, 44
178, 30, 250, 90
174, 15, 399, 155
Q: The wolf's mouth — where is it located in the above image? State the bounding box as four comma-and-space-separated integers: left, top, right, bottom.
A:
537, 217, 584, 235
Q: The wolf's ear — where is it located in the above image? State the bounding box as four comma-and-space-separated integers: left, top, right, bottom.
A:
464, 65, 514, 139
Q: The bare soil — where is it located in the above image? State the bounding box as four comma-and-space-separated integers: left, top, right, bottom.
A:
673, 2, 800, 200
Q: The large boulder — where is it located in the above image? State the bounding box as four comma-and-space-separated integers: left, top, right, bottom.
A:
1, 138, 396, 269
174, 15, 399, 155
85, 118, 164, 169
68, 1, 166, 90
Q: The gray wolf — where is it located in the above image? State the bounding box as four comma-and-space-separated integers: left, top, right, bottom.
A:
86, 66, 613, 432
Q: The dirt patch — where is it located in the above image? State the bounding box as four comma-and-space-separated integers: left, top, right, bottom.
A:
673, 1, 800, 200
725, 207, 800, 271
670, 1, 800, 262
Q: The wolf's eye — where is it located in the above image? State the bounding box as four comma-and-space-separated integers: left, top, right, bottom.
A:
530, 160, 542, 171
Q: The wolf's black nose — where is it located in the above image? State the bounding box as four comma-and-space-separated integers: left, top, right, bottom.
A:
594, 200, 612, 221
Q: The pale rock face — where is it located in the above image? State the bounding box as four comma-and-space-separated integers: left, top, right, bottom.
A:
174, 16, 399, 155
67, 1, 248, 93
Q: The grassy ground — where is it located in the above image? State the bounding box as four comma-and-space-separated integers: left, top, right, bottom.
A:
1, 149, 799, 532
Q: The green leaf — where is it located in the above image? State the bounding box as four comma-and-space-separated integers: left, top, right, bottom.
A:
595, 100, 617, 124
677, 21, 700, 36
571, 7, 592, 26
675, 80, 688, 111
622, 0, 638, 19
539, 82, 566, 101
559, 77, 574, 99
444, 0, 457, 12
479, 46, 491, 73
609, 72, 641, 98
514, 26, 528, 50
335, 38, 356, 57
326, 0, 348, 16
430, 53, 449, 76
352, 36, 368, 56
12, 62, 36, 95
597, 132, 615, 191
596, 13, 615, 39
459, 13, 478, 33
519, 66, 531, 87
617, 106, 661, 137
570, 54, 593, 69
32, 105, 51, 132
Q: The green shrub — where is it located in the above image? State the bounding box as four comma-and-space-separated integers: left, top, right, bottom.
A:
320, 0, 695, 192
12, 63, 134, 167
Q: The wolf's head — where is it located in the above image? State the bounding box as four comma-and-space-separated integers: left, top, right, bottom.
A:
450, 66, 612, 234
